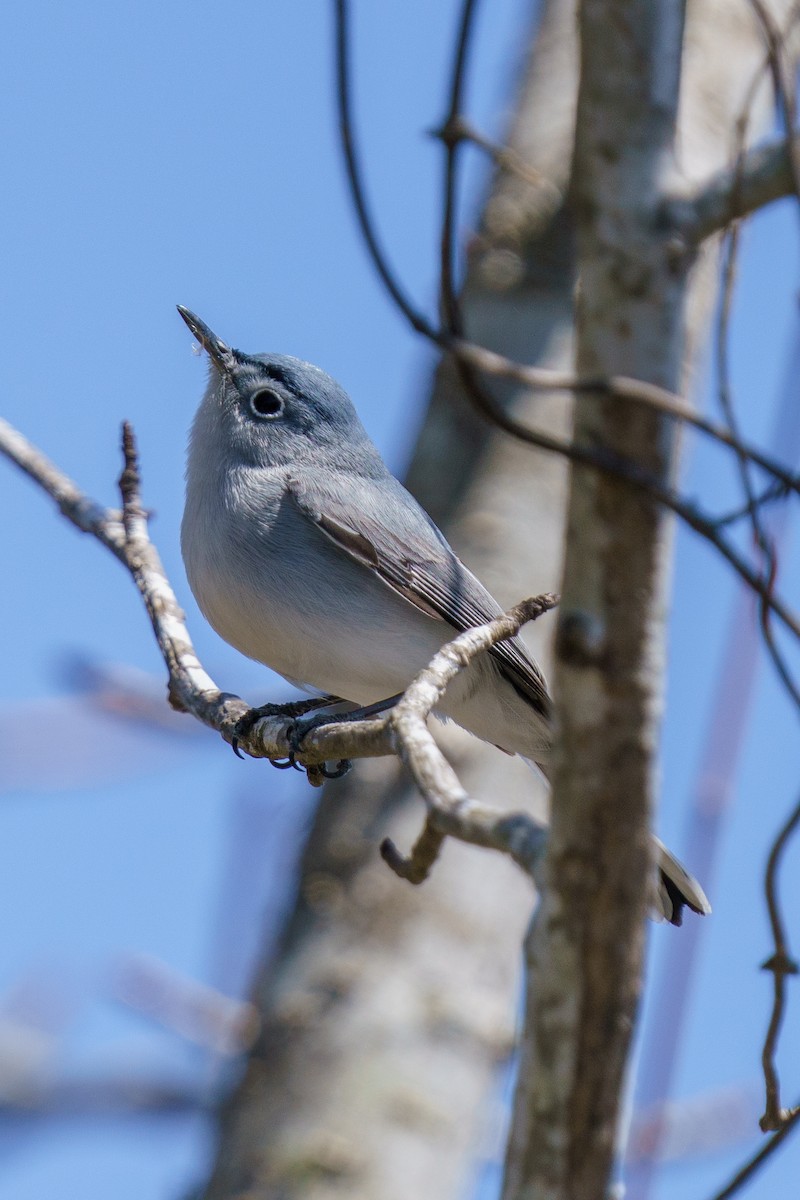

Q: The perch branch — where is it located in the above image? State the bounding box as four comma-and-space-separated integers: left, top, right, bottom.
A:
383, 595, 557, 884
0, 414, 554, 880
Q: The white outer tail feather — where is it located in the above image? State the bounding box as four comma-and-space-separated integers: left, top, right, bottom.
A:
651, 835, 712, 925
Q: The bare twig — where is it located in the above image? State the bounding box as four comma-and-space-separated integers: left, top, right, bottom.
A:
385, 595, 557, 883
707, 1097, 800, 1200
714, 478, 791, 527
714, 201, 800, 1142
333, 0, 435, 338
380, 815, 446, 883
0, 414, 358, 764
703, 9, 800, 1141
431, 117, 559, 191
449, 336, 800, 501
759, 792, 800, 1132
438, 0, 479, 333
333, 0, 800, 496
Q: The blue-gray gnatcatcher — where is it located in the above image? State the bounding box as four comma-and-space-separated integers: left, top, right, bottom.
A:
177, 306, 710, 925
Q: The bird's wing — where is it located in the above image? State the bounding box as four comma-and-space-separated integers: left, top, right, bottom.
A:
286, 473, 551, 719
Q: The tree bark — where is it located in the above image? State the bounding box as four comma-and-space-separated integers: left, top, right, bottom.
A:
501, 2, 791, 1198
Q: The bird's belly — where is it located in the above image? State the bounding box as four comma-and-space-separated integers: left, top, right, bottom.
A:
189, 546, 451, 706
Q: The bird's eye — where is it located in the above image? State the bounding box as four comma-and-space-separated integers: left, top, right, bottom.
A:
249, 389, 284, 419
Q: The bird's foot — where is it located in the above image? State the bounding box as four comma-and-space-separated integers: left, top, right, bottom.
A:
286, 693, 403, 779
231, 694, 342, 762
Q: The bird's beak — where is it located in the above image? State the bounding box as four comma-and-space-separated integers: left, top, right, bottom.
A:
177, 306, 237, 373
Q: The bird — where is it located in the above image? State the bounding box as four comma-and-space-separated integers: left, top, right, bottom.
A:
177, 305, 710, 925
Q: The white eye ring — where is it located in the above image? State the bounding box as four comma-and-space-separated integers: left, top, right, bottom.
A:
249, 389, 284, 419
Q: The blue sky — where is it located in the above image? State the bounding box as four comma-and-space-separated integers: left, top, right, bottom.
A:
1, 2, 799, 1198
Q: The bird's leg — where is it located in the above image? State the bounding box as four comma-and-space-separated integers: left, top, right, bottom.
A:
232, 694, 343, 762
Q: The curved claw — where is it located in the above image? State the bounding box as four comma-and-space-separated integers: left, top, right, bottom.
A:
286, 720, 305, 755
319, 759, 352, 779
231, 737, 246, 760
269, 755, 298, 771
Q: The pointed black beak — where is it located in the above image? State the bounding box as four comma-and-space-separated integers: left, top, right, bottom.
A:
177, 306, 237, 373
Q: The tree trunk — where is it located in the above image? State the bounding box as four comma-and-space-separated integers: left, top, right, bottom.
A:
501, 2, 791, 1198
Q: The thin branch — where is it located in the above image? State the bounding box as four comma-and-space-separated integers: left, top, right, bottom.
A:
707, 1098, 800, 1200
0, 415, 344, 761
749, 0, 800, 202
333, 0, 800, 498
431, 117, 560, 191
0, 412, 557, 881
713, 167, 800, 1133
438, 0, 480, 332
331, 0, 800, 655
691, 29, 800, 1140
333, 0, 435, 337
669, 136, 798, 243
386, 595, 557, 882
449, 335, 800, 503
759, 792, 800, 1131
380, 815, 446, 883
714, 478, 790, 527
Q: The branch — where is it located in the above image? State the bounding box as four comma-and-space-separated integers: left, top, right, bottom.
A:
335, 0, 800, 499
438, 0, 479, 333
708, 1098, 800, 1200
331, 0, 800, 655
759, 790, 800, 1132
449, 335, 800, 507
0, 413, 556, 878
384, 595, 558, 882
0, 416, 251, 742
668, 135, 799, 243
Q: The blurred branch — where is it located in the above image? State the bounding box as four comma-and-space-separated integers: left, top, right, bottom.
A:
0, 1076, 214, 1116
708, 1099, 800, 1200
670, 136, 800, 242
430, 115, 560, 192
749, 0, 800, 199
437, 0, 479, 334
112, 953, 260, 1056
713, 478, 791, 528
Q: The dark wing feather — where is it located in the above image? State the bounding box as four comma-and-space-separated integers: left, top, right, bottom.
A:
287, 475, 551, 719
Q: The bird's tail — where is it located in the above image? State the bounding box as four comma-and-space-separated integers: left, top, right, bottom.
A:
651, 836, 711, 926
521, 757, 711, 925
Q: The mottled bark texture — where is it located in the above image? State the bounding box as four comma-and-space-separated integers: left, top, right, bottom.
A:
501, 3, 789, 1199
